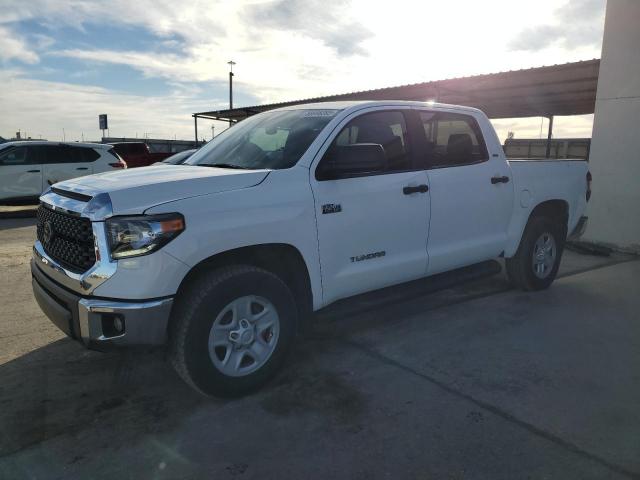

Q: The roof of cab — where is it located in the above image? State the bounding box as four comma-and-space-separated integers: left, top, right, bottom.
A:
272, 100, 484, 115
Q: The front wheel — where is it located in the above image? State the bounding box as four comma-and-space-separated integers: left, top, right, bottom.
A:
506, 216, 565, 291
170, 265, 298, 397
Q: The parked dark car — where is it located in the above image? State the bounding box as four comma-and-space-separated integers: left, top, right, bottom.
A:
109, 142, 172, 168
154, 149, 197, 166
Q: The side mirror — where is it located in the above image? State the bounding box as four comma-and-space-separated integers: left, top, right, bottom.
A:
319, 143, 387, 180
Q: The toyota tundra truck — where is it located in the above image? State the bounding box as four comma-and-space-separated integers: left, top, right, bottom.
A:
31, 101, 591, 396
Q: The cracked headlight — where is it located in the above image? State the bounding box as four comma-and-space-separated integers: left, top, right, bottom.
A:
106, 213, 185, 259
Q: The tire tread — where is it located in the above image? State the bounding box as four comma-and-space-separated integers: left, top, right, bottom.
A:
169, 265, 290, 396
506, 215, 565, 291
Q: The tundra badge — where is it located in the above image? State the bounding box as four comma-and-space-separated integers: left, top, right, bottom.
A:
322, 203, 342, 214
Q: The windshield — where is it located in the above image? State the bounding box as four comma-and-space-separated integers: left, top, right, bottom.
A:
163, 149, 196, 165
186, 109, 339, 170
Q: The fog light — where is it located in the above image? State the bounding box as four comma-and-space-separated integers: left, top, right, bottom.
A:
113, 316, 123, 333
101, 313, 125, 338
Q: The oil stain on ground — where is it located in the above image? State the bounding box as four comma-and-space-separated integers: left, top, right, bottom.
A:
259, 369, 368, 431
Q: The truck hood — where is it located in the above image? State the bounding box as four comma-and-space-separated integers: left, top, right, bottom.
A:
54, 165, 270, 215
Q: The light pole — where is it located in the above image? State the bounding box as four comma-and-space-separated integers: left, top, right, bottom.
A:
227, 60, 236, 127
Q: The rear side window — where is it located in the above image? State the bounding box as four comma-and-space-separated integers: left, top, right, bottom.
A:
73, 147, 100, 162
43, 145, 72, 164
419, 111, 488, 168
107, 148, 122, 160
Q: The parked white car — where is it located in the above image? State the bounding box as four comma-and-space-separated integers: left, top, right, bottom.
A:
30, 101, 590, 397
0, 141, 126, 204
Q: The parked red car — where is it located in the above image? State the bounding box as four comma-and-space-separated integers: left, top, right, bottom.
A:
109, 142, 172, 168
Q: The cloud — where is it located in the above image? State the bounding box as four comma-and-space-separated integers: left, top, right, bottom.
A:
4, 0, 371, 104
509, 0, 605, 52
0, 0, 603, 143
245, 0, 371, 56
0, 25, 39, 63
0, 69, 223, 141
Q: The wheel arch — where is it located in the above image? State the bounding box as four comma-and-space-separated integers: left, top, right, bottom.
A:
171, 243, 314, 331
529, 199, 569, 230
505, 199, 569, 258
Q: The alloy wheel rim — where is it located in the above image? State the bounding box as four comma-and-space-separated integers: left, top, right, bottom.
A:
532, 232, 556, 279
208, 295, 280, 377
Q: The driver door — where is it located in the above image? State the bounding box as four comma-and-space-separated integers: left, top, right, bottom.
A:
311, 108, 431, 305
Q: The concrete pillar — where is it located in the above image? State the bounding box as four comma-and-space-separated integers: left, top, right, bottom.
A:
583, 0, 640, 252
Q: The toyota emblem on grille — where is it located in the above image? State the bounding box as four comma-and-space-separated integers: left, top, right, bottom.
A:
42, 220, 54, 244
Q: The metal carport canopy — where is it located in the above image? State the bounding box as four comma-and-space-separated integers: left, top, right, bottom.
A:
193, 59, 599, 124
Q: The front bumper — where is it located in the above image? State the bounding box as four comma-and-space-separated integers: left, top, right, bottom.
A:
31, 259, 173, 349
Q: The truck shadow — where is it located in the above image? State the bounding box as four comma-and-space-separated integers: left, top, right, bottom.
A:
0, 217, 37, 231
0, 261, 508, 462
0, 340, 203, 457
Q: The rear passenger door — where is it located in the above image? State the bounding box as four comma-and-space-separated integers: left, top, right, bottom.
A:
41, 145, 94, 186
417, 110, 513, 275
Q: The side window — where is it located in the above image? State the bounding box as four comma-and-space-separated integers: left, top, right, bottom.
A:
419, 111, 488, 168
82, 148, 100, 162
27, 145, 46, 164
43, 145, 73, 164
0, 147, 29, 166
67, 146, 99, 162
320, 110, 412, 178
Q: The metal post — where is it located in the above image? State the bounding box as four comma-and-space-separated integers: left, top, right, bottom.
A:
229, 71, 233, 110
545, 115, 554, 158
228, 60, 236, 127
194, 115, 199, 147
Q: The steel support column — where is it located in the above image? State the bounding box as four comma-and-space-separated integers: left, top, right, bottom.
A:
545, 115, 554, 158
194, 115, 199, 147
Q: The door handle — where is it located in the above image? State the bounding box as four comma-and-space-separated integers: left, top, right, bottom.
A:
403, 184, 429, 195
76, 167, 89, 170
27, 169, 40, 173
491, 176, 509, 184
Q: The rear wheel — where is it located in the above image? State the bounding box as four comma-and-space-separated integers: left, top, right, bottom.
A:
506, 216, 565, 291
170, 265, 298, 397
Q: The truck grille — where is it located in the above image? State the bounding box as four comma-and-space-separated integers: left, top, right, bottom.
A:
37, 205, 96, 273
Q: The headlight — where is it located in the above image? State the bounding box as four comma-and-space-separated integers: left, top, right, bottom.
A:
106, 213, 185, 259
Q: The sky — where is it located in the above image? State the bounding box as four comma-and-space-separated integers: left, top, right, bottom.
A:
0, 0, 606, 143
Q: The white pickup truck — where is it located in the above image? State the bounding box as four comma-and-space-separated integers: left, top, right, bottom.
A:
31, 101, 590, 396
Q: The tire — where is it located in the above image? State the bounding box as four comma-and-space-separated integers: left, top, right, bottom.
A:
506, 215, 565, 291
169, 265, 298, 397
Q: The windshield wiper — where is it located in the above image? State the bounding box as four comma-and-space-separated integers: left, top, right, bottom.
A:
200, 163, 250, 170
